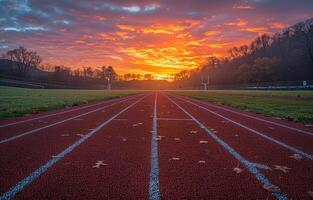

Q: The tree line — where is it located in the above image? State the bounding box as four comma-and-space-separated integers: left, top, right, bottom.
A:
173, 18, 313, 88
1, 46, 157, 85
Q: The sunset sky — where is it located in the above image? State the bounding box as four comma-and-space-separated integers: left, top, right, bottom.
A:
1, 0, 313, 79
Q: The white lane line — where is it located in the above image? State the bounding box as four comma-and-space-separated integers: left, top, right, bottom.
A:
0, 95, 147, 200
177, 95, 313, 136
166, 95, 288, 200
174, 96, 313, 160
0, 96, 139, 144
0, 94, 140, 128
149, 93, 161, 200
157, 118, 192, 121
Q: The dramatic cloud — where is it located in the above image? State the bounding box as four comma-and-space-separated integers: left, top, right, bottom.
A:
0, 0, 312, 78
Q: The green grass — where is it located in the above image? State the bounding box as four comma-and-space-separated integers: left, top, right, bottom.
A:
172, 90, 313, 123
0, 86, 141, 119
179, 90, 313, 98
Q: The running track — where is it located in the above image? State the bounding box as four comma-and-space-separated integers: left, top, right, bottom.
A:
0, 92, 313, 199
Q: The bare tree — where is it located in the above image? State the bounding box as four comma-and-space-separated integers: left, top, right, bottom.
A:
82, 66, 93, 78
3, 46, 42, 77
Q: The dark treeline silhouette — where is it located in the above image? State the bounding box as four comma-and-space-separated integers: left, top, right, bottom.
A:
0, 47, 119, 89
0, 47, 160, 89
1, 46, 42, 78
173, 18, 313, 88
122, 73, 155, 81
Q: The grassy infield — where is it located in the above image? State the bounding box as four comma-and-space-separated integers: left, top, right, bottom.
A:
0, 86, 140, 119
0, 86, 312, 123
174, 90, 313, 123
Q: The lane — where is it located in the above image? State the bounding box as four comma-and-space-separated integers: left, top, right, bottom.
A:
0, 93, 142, 128
4, 93, 154, 200
0, 94, 147, 196
156, 93, 279, 199
174, 95, 313, 156
1, 91, 311, 199
169, 94, 313, 199
0, 94, 143, 143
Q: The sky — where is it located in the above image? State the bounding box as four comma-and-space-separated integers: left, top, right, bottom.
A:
1, 0, 313, 79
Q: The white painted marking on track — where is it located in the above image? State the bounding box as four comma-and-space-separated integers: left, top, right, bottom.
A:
166, 95, 288, 200
175, 96, 313, 160
0, 97, 135, 144
0, 95, 148, 200
177, 95, 313, 136
113, 119, 128, 121
149, 93, 161, 200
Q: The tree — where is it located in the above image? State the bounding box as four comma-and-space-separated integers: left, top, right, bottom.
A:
82, 67, 93, 78
123, 73, 132, 81
3, 46, 42, 77
144, 73, 154, 80
104, 66, 116, 90
293, 20, 313, 69
73, 68, 81, 77
53, 65, 71, 80
252, 57, 278, 82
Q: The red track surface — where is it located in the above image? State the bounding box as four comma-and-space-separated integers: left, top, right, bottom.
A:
0, 92, 312, 200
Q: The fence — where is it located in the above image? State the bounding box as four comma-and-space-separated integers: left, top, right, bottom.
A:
203, 80, 313, 90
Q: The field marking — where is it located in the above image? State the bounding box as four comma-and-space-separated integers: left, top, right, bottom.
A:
0, 94, 140, 128
0, 96, 139, 144
157, 118, 192, 121
176, 95, 313, 136
166, 95, 288, 200
174, 96, 313, 160
0, 95, 147, 200
149, 93, 161, 200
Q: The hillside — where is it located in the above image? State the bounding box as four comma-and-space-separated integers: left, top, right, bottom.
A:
173, 17, 313, 88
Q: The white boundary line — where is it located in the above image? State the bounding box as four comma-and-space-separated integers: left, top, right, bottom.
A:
0, 95, 147, 200
0, 94, 141, 128
149, 93, 161, 200
0, 96, 139, 144
176, 95, 313, 136
173, 95, 313, 160
166, 95, 288, 200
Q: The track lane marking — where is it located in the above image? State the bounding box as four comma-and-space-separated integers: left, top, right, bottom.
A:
0, 95, 148, 200
166, 95, 288, 200
176, 95, 313, 136
174, 96, 313, 160
0, 94, 141, 128
0, 95, 140, 144
149, 93, 161, 200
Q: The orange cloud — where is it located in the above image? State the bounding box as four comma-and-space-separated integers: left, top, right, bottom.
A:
117, 25, 136, 31
94, 16, 106, 21
207, 43, 228, 48
224, 19, 247, 27
269, 22, 286, 30
241, 27, 269, 34
142, 26, 174, 34
204, 30, 221, 36
141, 20, 200, 35
233, 5, 254, 9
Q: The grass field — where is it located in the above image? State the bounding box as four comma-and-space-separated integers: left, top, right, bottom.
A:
197, 90, 313, 98
173, 90, 313, 123
0, 86, 140, 119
